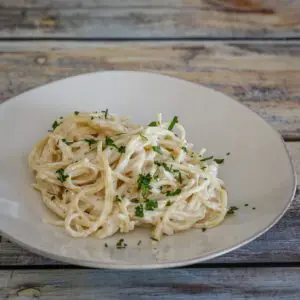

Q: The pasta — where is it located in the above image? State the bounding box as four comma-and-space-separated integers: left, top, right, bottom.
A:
28, 111, 227, 240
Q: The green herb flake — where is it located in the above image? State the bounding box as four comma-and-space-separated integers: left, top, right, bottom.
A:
55, 168, 69, 183
145, 199, 158, 211
102, 109, 109, 119
200, 156, 214, 162
84, 138, 98, 147
227, 206, 239, 215
148, 121, 158, 127
182, 146, 188, 153
202, 228, 207, 232
137, 173, 152, 197
61, 138, 73, 146
168, 116, 178, 131
226, 152, 231, 156
155, 161, 172, 173
51, 120, 62, 131
116, 195, 122, 203
173, 169, 182, 183
214, 158, 224, 164
152, 145, 163, 155
104, 243, 108, 248
118, 145, 126, 153
166, 188, 181, 197
150, 237, 159, 242
244, 204, 249, 207
252, 207, 256, 210
131, 198, 140, 203
116, 238, 127, 249
91, 116, 94, 120
105, 136, 116, 148
74, 111, 79, 115
137, 240, 142, 246
51, 196, 56, 201
166, 200, 173, 207
135, 204, 144, 218
105, 136, 125, 153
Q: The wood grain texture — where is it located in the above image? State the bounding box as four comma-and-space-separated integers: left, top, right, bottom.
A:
0, 268, 300, 299
1, 0, 300, 38
0, 141, 298, 267
1, 41, 300, 139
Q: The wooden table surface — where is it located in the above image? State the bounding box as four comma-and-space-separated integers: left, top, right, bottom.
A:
1, 1, 300, 299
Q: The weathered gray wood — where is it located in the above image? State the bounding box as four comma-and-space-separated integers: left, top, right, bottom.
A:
0, 142, 298, 266
1, 41, 300, 139
0, 268, 299, 299
1, 0, 300, 38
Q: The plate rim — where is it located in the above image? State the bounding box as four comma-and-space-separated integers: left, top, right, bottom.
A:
0, 70, 297, 269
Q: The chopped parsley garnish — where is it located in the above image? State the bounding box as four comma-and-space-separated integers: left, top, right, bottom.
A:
150, 237, 159, 242
154, 161, 172, 172
137, 240, 142, 246
182, 146, 188, 153
244, 204, 249, 207
148, 121, 158, 127
131, 198, 140, 203
105, 136, 116, 148
227, 206, 238, 215
174, 169, 182, 183
51, 196, 55, 201
74, 111, 79, 115
55, 168, 69, 183
201, 166, 207, 170
105, 136, 126, 153
200, 156, 214, 162
202, 228, 207, 232
84, 138, 97, 147
214, 158, 224, 164
166, 200, 173, 207
102, 109, 109, 119
152, 145, 163, 155
52, 120, 62, 131
138, 133, 148, 141
91, 116, 94, 120
135, 204, 144, 217
104, 243, 108, 248
137, 173, 152, 197
116, 195, 122, 202
168, 116, 178, 131
155, 161, 182, 183
118, 145, 126, 153
166, 188, 181, 196
252, 207, 256, 210
145, 199, 158, 211
226, 152, 231, 156
116, 238, 127, 249
61, 138, 73, 146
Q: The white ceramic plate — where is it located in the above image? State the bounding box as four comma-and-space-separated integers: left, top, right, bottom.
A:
0, 71, 296, 269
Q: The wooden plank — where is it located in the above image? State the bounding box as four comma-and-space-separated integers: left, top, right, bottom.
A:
1, 0, 300, 38
0, 268, 299, 299
1, 41, 300, 139
0, 141, 298, 266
